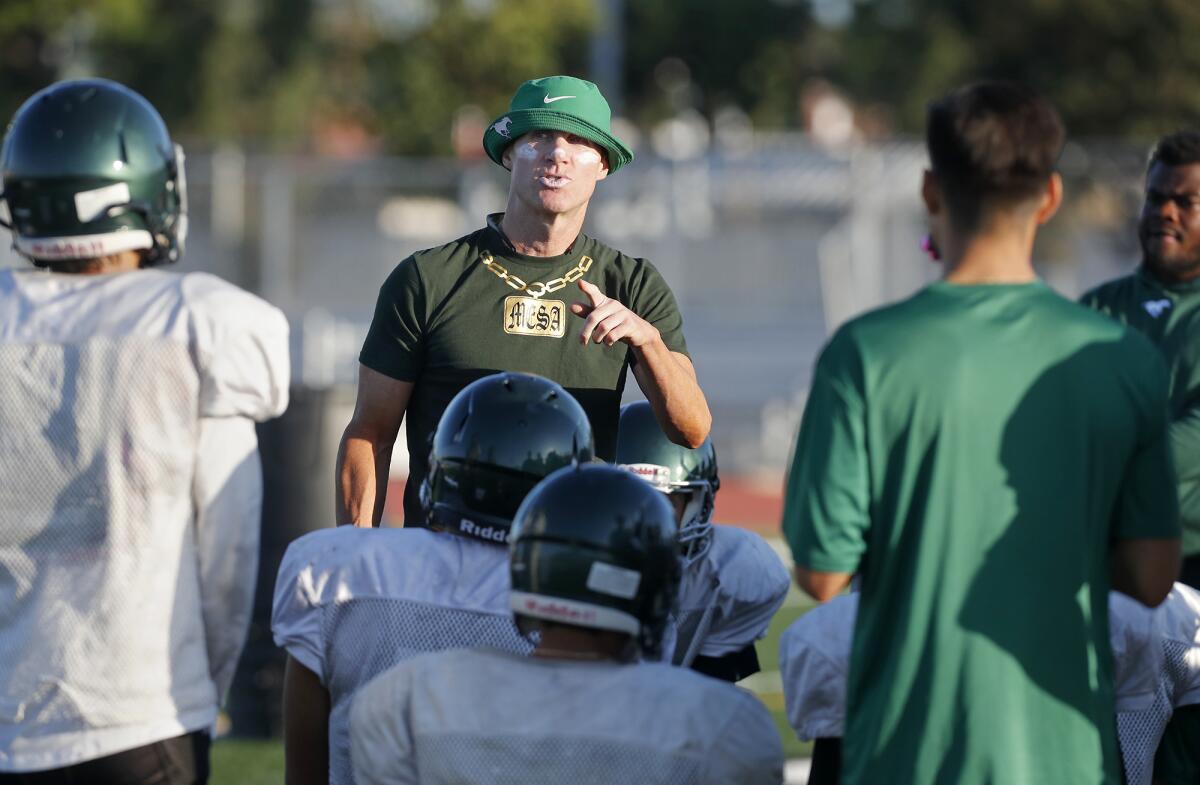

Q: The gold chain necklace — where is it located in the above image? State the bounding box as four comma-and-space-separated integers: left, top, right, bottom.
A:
480, 250, 593, 300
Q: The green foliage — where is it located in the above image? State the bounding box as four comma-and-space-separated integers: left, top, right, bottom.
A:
822, 0, 1200, 138
624, 0, 810, 126
6, 0, 1200, 152
363, 0, 595, 155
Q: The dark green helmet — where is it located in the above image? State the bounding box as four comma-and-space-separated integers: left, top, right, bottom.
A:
509, 463, 682, 660
0, 78, 187, 266
420, 372, 595, 545
615, 401, 719, 565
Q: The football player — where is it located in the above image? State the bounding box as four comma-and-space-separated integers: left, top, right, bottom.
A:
779, 586, 1200, 785
349, 464, 785, 785
271, 372, 593, 785
0, 80, 288, 784
615, 401, 789, 681
1115, 583, 1200, 785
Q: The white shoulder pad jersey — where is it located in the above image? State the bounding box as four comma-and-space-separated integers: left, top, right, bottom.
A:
350, 648, 784, 785
272, 527, 531, 785
779, 593, 857, 741
0, 268, 288, 772
779, 591, 1168, 745
1116, 583, 1200, 785
668, 525, 790, 666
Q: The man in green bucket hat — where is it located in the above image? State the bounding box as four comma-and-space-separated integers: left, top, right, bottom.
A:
337, 75, 712, 528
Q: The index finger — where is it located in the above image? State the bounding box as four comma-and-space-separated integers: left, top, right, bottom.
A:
577, 279, 607, 307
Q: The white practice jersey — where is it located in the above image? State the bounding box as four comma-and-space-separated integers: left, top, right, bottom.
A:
1116, 584, 1200, 785
780, 590, 1173, 745
350, 647, 784, 785
668, 525, 789, 666
271, 527, 531, 785
0, 268, 288, 771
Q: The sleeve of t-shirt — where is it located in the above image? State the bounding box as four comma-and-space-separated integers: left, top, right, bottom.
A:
359, 257, 427, 382
1111, 345, 1181, 541
188, 275, 290, 420
1153, 703, 1200, 785
626, 259, 688, 358
351, 668, 419, 785
782, 329, 871, 574
270, 534, 332, 684
706, 691, 786, 785
1167, 382, 1200, 488
1082, 286, 1200, 489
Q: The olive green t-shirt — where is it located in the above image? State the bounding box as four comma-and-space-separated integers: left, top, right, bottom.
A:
360, 217, 688, 525
1082, 268, 1200, 556
783, 281, 1179, 785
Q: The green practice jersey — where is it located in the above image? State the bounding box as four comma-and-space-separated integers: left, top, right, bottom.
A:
359, 216, 688, 525
783, 281, 1178, 785
1082, 268, 1200, 556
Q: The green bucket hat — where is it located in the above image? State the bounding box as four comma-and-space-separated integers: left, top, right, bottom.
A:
483, 75, 634, 173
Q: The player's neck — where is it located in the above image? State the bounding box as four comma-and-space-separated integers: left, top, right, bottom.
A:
40, 250, 142, 276
941, 220, 1038, 285
532, 624, 630, 662
499, 204, 586, 258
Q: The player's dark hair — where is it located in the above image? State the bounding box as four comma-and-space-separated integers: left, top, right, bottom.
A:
926, 81, 1065, 231
1147, 131, 1200, 173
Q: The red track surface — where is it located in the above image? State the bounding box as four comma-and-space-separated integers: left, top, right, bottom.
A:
385, 474, 785, 535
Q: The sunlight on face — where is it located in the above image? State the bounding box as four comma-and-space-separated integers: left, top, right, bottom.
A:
504, 129, 609, 219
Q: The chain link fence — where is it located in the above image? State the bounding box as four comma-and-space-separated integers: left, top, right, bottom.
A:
0, 137, 1154, 476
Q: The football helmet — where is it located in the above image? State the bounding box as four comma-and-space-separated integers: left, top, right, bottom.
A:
615, 401, 719, 565
509, 463, 681, 660
420, 372, 595, 545
0, 78, 187, 266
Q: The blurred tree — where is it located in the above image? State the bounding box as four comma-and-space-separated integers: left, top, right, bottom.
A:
0, 0, 594, 155
624, 0, 811, 128
821, 0, 1200, 137
362, 0, 595, 155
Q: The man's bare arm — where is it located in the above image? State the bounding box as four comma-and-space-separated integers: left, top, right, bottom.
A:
794, 565, 853, 603
631, 346, 712, 449
1111, 537, 1180, 607
571, 279, 711, 447
335, 364, 413, 527
283, 656, 332, 785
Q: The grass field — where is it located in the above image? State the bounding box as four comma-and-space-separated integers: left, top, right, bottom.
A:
210, 539, 814, 784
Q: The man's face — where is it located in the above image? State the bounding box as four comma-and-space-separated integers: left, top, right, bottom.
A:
503, 129, 609, 218
1140, 161, 1200, 283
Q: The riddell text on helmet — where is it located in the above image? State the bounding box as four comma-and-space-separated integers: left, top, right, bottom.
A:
29, 239, 107, 258
459, 518, 509, 543
522, 598, 598, 624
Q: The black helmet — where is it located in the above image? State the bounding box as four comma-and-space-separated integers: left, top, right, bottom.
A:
1, 79, 187, 266
615, 401, 719, 565
509, 463, 682, 660
421, 372, 594, 545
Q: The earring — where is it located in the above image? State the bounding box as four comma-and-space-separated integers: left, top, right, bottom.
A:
920, 234, 941, 261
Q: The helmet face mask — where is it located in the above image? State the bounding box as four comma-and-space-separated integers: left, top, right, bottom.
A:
420, 372, 595, 545
615, 402, 719, 568
0, 79, 187, 267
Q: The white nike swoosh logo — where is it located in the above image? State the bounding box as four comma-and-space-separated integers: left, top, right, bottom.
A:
543, 95, 575, 103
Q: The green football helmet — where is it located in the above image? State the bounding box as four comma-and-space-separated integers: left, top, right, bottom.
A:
0, 78, 187, 266
615, 401, 719, 565
509, 463, 681, 660
420, 372, 595, 545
